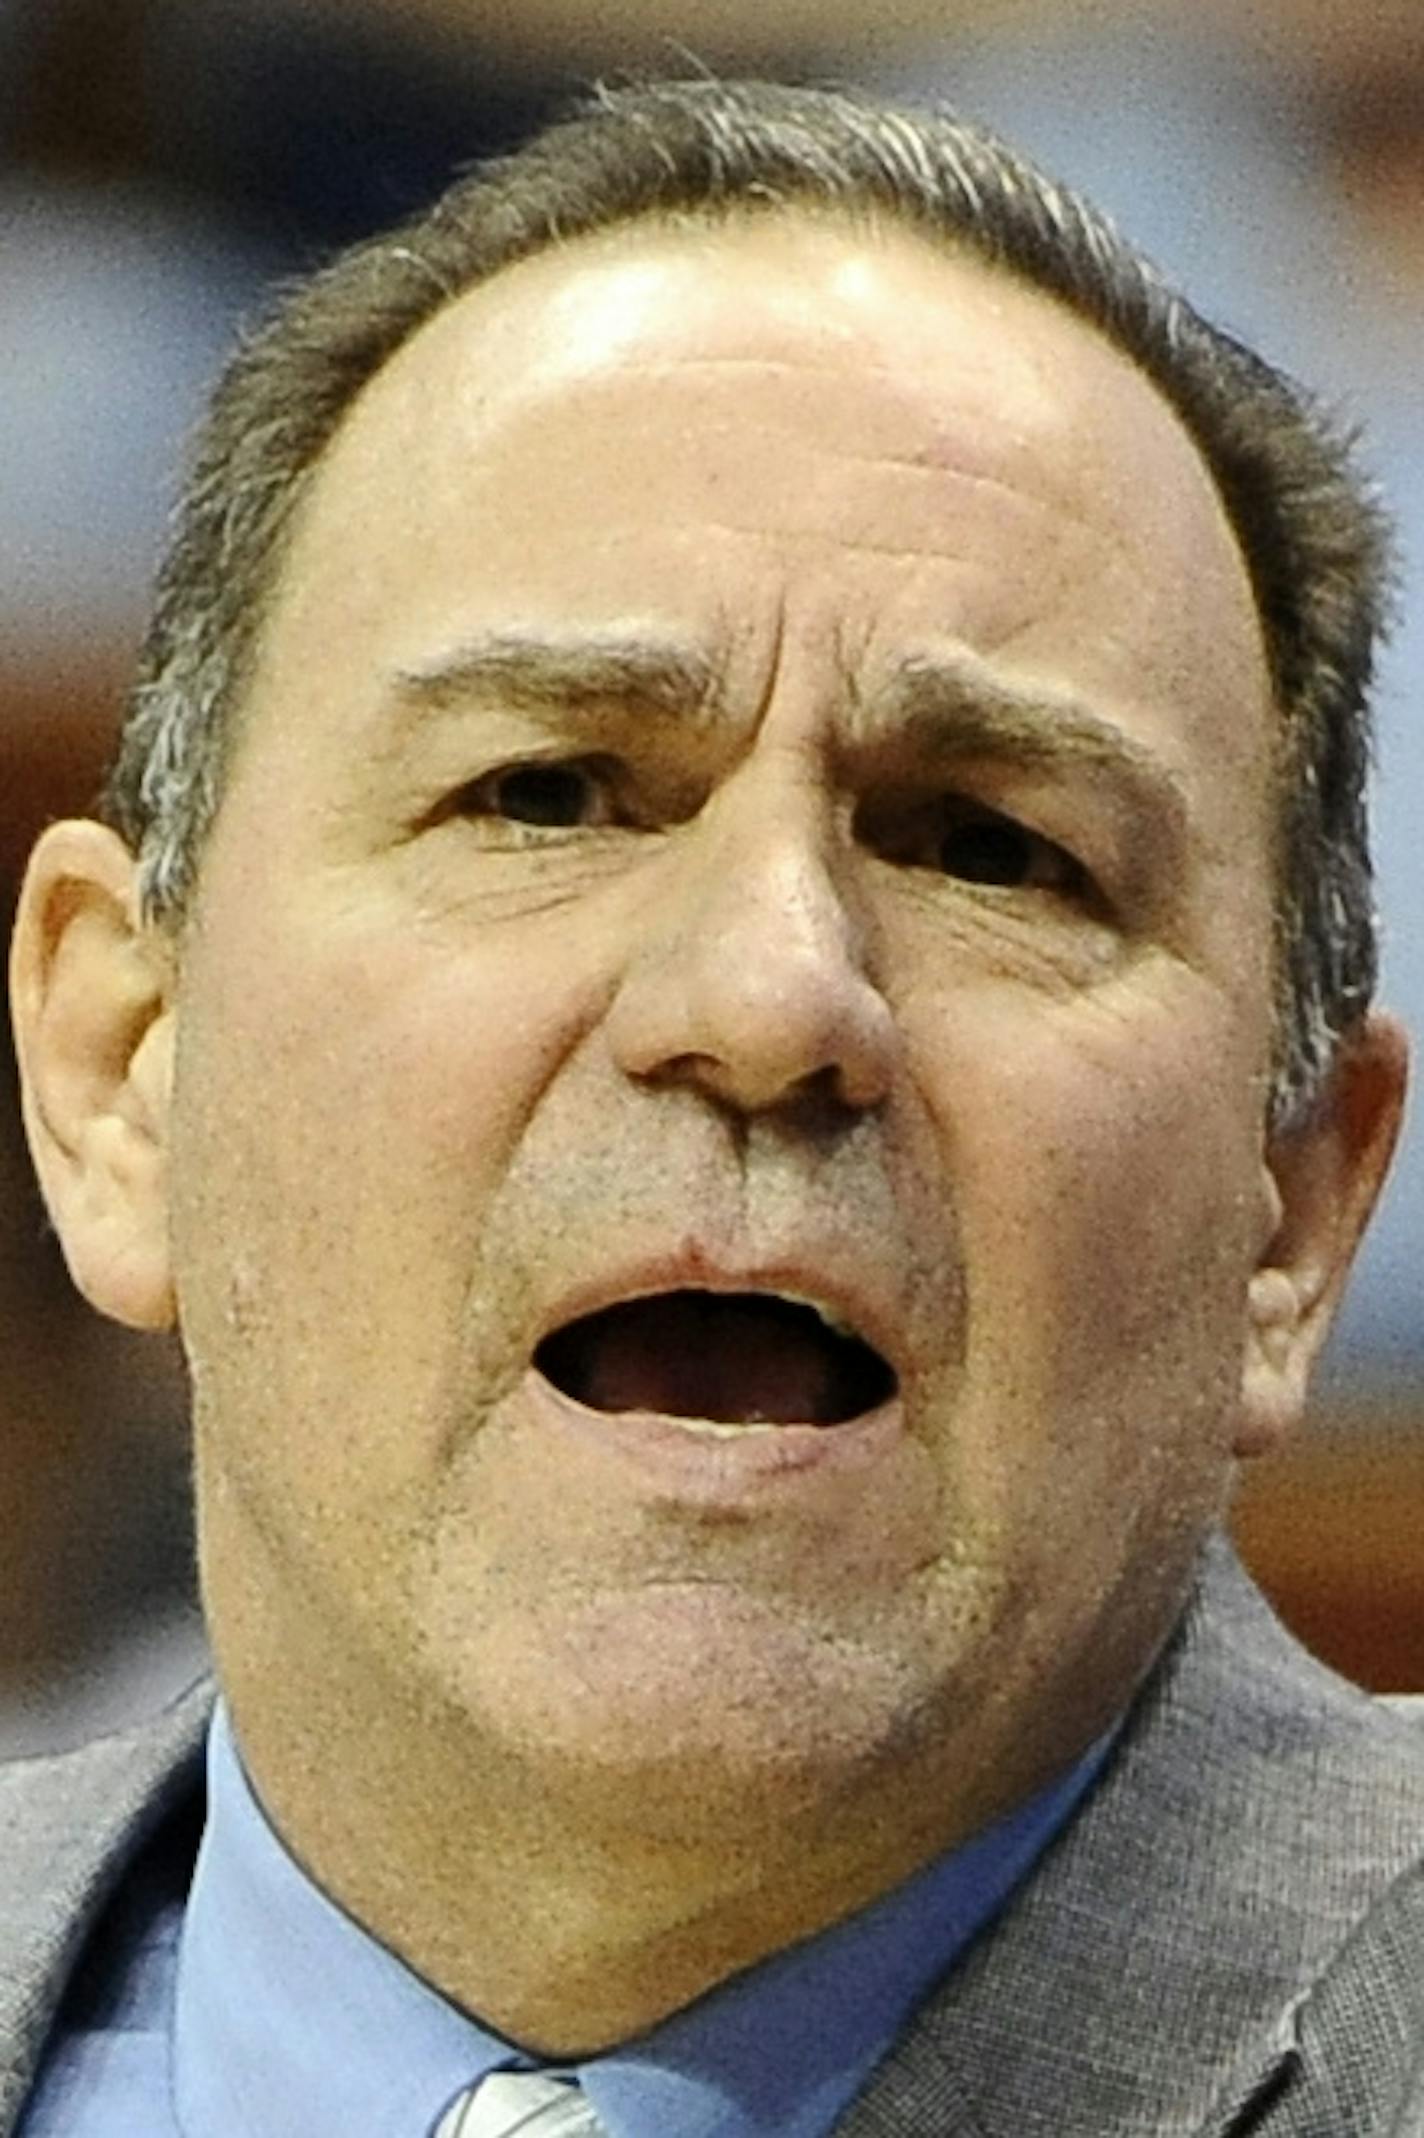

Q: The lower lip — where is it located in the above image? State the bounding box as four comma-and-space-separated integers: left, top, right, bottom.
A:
520, 1370, 904, 1498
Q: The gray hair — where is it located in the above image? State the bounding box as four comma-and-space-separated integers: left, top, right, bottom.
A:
106, 77, 1392, 1128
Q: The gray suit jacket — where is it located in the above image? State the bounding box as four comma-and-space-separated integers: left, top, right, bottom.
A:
4, 1535, 1424, 2136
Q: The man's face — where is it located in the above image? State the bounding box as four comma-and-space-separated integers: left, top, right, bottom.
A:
167, 215, 1282, 1852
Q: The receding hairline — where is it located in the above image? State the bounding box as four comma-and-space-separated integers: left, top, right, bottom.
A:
341, 197, 1200, 432
249, 194, 1266, 712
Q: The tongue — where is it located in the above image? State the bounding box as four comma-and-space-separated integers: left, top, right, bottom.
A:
543, 1293, 878, 1426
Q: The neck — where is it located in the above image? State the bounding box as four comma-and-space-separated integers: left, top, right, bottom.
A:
215, 1628, 1058, 2052
203, 1509, 1148, 2051
228, 1697, 972, 2047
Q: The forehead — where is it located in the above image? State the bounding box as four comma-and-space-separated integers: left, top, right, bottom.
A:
250, 210, 1271, 802
326, 210, 1241, 544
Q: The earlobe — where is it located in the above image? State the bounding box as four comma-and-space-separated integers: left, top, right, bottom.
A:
1238, 1265, 1309, 1458
9, 819, 178, 1331
1236, 1013, 1408, 1458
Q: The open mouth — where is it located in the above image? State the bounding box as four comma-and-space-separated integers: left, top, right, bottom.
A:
534, 1289, 899, 1428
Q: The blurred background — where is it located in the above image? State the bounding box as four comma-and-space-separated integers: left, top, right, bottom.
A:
4, 0, 1423, 1752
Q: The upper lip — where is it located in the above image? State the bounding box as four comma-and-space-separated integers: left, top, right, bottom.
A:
531, 1243, 907, 1387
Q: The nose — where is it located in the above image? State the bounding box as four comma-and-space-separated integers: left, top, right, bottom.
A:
604, 771, 900, 1118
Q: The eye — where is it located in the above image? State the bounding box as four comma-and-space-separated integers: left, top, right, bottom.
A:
859, 788, 1093, 900
936, 807, 1086, 895
460, 758, 618, 829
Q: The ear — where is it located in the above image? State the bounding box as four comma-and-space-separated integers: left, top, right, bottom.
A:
9, 820, 177, 1331
1236, 1011, 1408, 1458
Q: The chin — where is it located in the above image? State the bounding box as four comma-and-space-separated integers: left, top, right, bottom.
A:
419, 1577, 969, 1835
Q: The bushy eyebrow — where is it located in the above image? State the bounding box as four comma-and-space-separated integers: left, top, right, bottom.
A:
391, 629, 719, 729
874, 653, 1192, 851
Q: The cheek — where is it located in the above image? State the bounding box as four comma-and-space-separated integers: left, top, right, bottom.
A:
181, 891, 607, 1204
912, 973, 1268, 1408
168, 907, 608, 1499
898, 980, 1267, 1642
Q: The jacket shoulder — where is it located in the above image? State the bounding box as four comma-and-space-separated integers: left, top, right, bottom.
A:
839, 1539, 1424, 2137
0, 1677, 213, 2136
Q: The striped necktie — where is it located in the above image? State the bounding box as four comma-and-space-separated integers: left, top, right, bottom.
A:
433, 2069, 607, 2136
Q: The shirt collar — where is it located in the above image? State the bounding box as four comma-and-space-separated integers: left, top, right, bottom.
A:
173, 1706, 507, 2136
173, 1702, 1114, 2138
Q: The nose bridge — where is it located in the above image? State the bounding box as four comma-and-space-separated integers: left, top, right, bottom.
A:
606, 749, 899, 1114
696, 743, 844, 937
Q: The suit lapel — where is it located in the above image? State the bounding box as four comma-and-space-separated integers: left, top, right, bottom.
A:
0, 1675, 212, 2136
836, 1534, 1424, 2137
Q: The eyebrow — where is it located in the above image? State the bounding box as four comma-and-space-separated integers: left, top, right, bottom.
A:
390, 630, 719, 729
388, 629, 1192, 846
877, 653, 1192, 847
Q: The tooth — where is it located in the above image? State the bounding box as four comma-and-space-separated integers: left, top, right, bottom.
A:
777, 1289, 858, 1341
670, 1417, 780, 1437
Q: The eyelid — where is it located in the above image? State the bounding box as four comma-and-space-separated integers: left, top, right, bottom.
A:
938, 806, 1091, 892
454, 752, 619, 816
451, 747, 715, 835
857, 788, 1084, 860
851, 786, 1115, 919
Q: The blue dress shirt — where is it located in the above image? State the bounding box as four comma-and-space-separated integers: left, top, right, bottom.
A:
24, 1702, 1113, 2136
